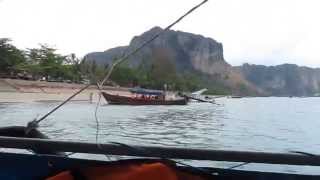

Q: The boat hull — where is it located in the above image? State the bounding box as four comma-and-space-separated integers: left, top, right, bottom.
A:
102, 92, 188, 105
0, 152, 318, 180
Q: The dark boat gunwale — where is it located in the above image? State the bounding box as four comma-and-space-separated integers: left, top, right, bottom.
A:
0, 136, 320, 167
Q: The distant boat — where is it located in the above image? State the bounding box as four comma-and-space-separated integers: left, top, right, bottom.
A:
191, 88, 208, 96
102, 88, 188, 105
230, 96, 243, 99
189, 88, 215, 103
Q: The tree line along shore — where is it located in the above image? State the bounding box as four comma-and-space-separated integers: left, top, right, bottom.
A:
0, 38, 228, 95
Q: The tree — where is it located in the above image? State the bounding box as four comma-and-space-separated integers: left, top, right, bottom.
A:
26, 44, 67, 80
64, 53, 83, 82
0, 38, 26, 75
110, 65, 138, 87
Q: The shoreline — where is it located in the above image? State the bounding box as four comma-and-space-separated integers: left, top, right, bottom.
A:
0, 78, 128, 103
0, 91, 103, 103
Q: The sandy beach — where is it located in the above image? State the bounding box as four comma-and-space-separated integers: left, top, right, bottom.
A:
0, 78, 127, 103
0, 91, 102, 103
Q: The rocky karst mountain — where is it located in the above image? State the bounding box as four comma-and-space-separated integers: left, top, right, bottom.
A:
85, 27, 256, 95
236, 63, 320, 96
85, 26, 228, 71
85, 27, 320, 96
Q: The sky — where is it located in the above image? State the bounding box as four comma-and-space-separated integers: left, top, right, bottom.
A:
0, 0, 320, 67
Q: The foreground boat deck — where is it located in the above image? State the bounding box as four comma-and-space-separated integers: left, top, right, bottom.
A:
0, 136, 319, 179
1, 152, 319, 180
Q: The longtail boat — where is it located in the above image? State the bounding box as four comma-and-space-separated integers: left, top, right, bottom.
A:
102, 88, 188, 105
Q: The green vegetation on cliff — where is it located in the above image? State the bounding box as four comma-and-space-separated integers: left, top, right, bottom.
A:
82, 53, 230, 94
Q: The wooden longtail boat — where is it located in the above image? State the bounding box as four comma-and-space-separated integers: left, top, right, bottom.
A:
102, 88, 188, 105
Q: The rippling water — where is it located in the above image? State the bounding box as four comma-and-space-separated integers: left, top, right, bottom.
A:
1, 97, 320, 174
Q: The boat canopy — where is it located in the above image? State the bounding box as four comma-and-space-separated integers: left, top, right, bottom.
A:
129, 88, 164, 96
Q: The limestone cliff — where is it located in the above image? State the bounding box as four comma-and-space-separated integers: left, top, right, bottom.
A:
237, 63, 320, 96
84, 27, 257, 95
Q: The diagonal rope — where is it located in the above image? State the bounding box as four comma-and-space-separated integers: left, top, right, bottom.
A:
227, 162, 250, 169
36, 84, 91, 124
109, 142, 216, 177
27, 0, 209, 132
99, 0, 208, 87
94, 88, 102, 146
92, 0, 208, 149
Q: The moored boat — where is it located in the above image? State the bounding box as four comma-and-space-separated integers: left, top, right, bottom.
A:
102, 88, 188, 105
188, 88, 215, 103
229, 96, 243, 99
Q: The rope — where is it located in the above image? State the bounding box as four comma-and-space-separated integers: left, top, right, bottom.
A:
26, 0, 209, 133
99, 0, 208, 87
109, 142, 216, 177
92, 0, 209, 162
94, 89, 102, 146
36, 84, 91, 124
227, 162, 250, 169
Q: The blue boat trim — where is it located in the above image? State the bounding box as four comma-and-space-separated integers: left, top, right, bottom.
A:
129, 87, 164, 96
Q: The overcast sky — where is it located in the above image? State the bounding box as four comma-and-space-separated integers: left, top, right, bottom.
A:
1, 0, 319, 67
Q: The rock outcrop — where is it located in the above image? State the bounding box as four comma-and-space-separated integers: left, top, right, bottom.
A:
85, 26, 227, 71
85, 26, 256, 95
237, 63, 320, 96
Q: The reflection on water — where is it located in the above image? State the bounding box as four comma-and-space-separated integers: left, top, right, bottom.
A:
1, 97, 320, 174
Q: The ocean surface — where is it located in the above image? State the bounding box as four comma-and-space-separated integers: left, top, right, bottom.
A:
1, 97, 320, 174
